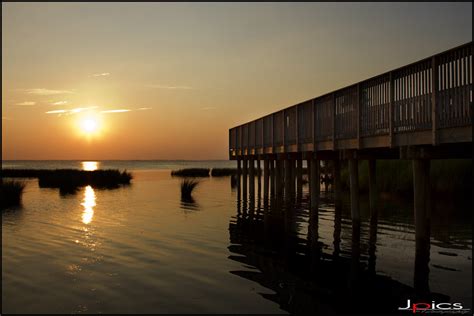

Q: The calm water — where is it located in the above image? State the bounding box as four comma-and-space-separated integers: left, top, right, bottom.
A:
1, 160, 236, 171
2, 161, 472, 314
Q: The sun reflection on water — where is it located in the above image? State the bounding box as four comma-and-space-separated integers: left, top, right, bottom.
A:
81, 186, 96, 224
82, 161, 99, 171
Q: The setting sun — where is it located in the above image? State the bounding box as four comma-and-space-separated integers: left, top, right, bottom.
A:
80, 118, 99, 134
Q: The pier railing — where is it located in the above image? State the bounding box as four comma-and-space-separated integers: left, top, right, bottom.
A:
229, 42, 472, 158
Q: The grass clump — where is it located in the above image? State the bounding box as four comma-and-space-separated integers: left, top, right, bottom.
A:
171, 168, 210, 177
37, 169, 132, 189
211, 168, 237, 177
180, 178, 200, 200
2, 168, 132, 191
1, 179, 26, 209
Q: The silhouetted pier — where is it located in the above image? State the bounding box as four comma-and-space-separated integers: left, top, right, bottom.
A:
228, 42, 472, 296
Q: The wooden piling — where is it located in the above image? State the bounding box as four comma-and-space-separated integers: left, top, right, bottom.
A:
413, 159, 431, 296
249, 158, 255, 197
236, 159, 241, 199
276, 158, 283, 197
263, 159, 269, 199
270, 158, 275, 197
256, 158, 261, 197
284, 158, 291, 198
368, 159, 378, 276
310, 157, 320, 211
348, 158, 360, 224
242, 159, 248, 199
368, 159, 377, 219
296, 158, 303, 197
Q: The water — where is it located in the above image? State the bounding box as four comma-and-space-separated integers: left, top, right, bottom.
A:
1, 160, 236, 171
2, 161, 472, 314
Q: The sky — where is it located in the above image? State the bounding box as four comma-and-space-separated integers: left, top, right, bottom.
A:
2, 2, 472, 160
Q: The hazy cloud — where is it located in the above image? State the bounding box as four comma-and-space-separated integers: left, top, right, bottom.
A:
16, 101, 36, 106
45, 106, 97, 115
52, 101, 68, 105
100, 109, 131, 114
202, 106, 216, 111
137, 107, 152, 111
25, 88, 75, 95
2, 116, 13, 120
45, 110, 68, 114
147, 84, 193, 90
92, 72, 110, 77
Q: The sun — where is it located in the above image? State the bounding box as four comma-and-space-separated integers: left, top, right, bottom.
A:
80, 118, 99, 134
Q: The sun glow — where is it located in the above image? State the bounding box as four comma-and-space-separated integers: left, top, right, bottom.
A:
81, 185, 96, 225
81, 118, 98, 133
82, 161, 99, 171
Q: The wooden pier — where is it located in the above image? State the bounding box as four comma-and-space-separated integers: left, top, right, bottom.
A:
229, 41, 472, 295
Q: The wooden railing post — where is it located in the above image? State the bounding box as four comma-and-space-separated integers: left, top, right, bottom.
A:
238, 126, 242, 155
283, 111, 286, 151
431, 56, 439, 145
311, 99, 316, 151
332, 93, 336, 150
296, 105, 299, 151
271, 114, 274, 151
389, 72, 394, 147
356, 84, 361, 149
229, 129, 232, 159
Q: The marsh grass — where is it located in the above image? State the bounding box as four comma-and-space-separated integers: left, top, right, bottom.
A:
171, 168, 210, 177
211, 168, 237, 177
1, 179, 26, 208
180, 178, 200, 201
2, 169, 132, 191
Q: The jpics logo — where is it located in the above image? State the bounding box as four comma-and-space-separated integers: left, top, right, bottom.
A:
398, 299, 471, 314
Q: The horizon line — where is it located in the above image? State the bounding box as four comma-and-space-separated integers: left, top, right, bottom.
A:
2, 158, 230, 161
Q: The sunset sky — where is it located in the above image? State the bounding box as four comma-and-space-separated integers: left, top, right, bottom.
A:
2, 2, 472, 160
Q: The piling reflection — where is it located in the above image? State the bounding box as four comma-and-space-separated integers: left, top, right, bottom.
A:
231, 171, 452, 314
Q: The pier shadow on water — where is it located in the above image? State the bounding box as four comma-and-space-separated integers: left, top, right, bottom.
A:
229, 177, 471, 315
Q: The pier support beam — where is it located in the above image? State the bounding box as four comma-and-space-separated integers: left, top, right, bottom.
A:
237, 159, 241, 175
310, 156, 320, 211
284, 158, 291, 198
296, 157, 303, 199
334, 159, 342, 209
236, 159, 241, 199
368, 160, 377, 217
348, 158, 360, 224
263, 159, 269, 199
276, 158, 283, 197
348, 156, 361, 289
257, 158, 261, 198
249, 158, 255, 198
242, 159, 248, 200
368, 160, 378, 276
270, 158, 276, 197
413, 159, 431, 296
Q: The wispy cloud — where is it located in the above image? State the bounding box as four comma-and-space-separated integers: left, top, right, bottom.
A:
52, 101, 68, 105
45, 106, 97, 115
16, 101, 36, 106
100, 109, 131, 114
147, 84, 193, 90
25, 88, 75, 95
45, 110, 68, 114
137, 107, 152, 111
92, 72, 110, 77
